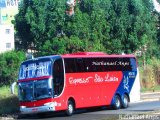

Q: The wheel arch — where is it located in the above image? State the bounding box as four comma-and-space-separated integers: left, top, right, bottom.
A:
111, 93, 122, 109
123, 92, 130, 102
111, 92, 121, 105
67, 97, 76, 108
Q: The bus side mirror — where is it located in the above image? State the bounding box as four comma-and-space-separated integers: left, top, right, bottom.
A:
11, 82, 17, 94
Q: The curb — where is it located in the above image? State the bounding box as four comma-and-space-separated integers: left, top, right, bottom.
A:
141, 92, 160, 95
140, 92, 160, 102
140, 98, 160, 102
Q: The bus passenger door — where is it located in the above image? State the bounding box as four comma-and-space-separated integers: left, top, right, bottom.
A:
53, 58, 64, 97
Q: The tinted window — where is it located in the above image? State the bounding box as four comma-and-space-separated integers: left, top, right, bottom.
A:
53, 59, 64, 96
75, 58, 86, 72
64, 58, 77, 73
85, 58, 105, 72
64, 58, 87, 73
84, 58, 133, 72
130, 58, 137, 71
64, 57, 136, 73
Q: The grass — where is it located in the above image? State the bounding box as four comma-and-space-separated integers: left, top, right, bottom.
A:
0, 85, 19, 115
0, 85, 12, 97
141, 85, 160, 92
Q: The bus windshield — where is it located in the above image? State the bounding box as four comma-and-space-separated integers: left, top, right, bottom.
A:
18, 59, 52, 80
18, 79, 52, 102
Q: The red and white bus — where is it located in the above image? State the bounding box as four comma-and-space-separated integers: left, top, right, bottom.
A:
15, 52, 140, 115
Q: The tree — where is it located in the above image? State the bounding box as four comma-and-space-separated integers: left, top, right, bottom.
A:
104, 0, 157, 54
14, 0, 158, 57
0, 51, 25, 86
148, 0, 160, 58
14, 0, 34, 51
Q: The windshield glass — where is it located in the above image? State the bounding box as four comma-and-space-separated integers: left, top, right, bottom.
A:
34, 80, 52, 100
19, 81, 34, 101
18, 79, 52, 101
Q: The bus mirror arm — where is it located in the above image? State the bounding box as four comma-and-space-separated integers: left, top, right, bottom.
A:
11, 82, 17, 94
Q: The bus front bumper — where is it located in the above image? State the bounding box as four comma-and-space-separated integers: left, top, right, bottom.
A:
20, 102, 56, 114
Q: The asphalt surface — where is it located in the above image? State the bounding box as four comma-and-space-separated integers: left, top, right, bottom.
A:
1, 92, 160, 120
16, 100, 160, 120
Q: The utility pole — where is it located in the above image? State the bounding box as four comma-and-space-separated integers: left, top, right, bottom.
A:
151, 66, 155, 92
142, 45, 147, 69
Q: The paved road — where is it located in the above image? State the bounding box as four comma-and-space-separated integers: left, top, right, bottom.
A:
16, 100, 160, 120
1, 92, 160, 120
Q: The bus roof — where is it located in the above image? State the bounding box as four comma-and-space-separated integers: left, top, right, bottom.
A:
21, 55, 61, 64
61, 52, 135, 58
22, 52, 135, 63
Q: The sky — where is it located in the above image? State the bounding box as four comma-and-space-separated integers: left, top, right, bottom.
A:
153, 0, 160, 12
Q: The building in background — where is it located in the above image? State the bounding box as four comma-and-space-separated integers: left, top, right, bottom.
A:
153, 0, 160, 12
0, 0, 20, 53
0, 24, 14, 53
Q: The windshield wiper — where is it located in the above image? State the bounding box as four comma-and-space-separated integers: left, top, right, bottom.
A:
35, 96, 51, 100
20, 99, 33, 102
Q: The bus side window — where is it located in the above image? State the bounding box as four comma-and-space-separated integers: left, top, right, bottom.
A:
84, 58, 95, 72
117, 58, 123, 71
64, 58, 76, 73
104, 58, 115, 71
98, 58, 105, 72
122, 58, 132, 71
75, 58, 86, 72
92, 58, 104, 72
130, 58, 137, 71
84, 58, 105, 72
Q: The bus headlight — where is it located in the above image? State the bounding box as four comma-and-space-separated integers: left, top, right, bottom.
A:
20, 106, 26, 109
44, 102, 56, 106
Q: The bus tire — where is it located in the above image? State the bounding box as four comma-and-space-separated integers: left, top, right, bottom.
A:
112, 95, 121, 110
65, 100, 74, 116
122, 94, 129, 108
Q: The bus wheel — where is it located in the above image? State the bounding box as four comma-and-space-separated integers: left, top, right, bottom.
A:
66, 100, 74, 116
112, 95, 121, 110
122, 94, 129, 108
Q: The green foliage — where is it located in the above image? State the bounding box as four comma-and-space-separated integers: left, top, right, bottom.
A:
154, 11, 160, 58
39, 37, 67, 56
0, 51, 25, 86
14, 0, 158, 58
14, 0, 34, 51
